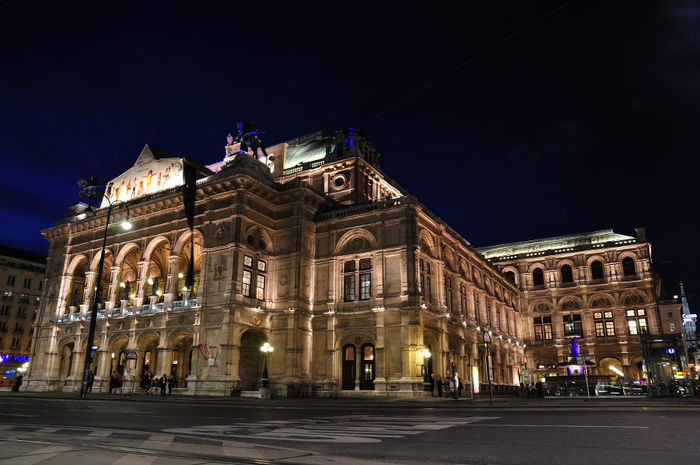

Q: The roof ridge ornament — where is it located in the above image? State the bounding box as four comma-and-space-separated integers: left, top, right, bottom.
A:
223, 120, 273, 170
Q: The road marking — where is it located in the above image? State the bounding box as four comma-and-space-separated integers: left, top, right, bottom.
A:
0, 413, 39, 418
463, 423, 649, 429
165, 415, 500, 443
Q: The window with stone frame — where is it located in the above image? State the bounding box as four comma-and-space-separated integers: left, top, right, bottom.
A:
590, 260, 605, 280
242, 254, 266, 300
563, 313, 583, 337
594, 311, 615, 337
532, 268, 544, 286
344, 258, 372, 301
444, 274, 453, 312
626, 308, 648, 335
534, 316, 553, 341
622, 257, 636, 276
6, 275, 15, 286
23, 278, 31, 289
419, 258, 432, 303
459, 284, 467, 318
495, 305, 501, 330
560, 264, 574, 283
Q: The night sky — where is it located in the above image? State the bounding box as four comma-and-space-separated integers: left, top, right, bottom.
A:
1, 1, 698, 304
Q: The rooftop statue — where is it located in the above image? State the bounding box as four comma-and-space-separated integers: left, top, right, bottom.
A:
232, 120, 270, 162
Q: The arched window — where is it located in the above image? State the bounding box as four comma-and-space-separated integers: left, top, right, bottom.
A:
504, 271, 516, 284
560, 265, 574, 283
342, 344, 356, 390
622, 257, 636, 276
360, 344, 375, 390
591, 260, 604, 280
532, 268, 544, 286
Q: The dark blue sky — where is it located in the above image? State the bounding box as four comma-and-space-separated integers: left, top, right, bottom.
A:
1, 0, 697, 302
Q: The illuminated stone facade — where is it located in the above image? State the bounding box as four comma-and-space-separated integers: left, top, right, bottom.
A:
25, 131, 524, 397
477, 229, 661, 382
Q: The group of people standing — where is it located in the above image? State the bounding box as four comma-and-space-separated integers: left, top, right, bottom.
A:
429, 373, 464, 399
141, 370, 176, 396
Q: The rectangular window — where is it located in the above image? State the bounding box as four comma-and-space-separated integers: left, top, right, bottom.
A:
534, 316, 552, 341
344, 275, 356, 302
242, 270, 252, 297
628, 319, 638, 335
359, 273, 371, 300
595, 312, 615, 336
6, 275, 15, 286
257, 260, 266, 272
605, 320, 616, 336
19, 293, 29, 303
256, 274, 265, 300
595, 321, 605, 337
243, 255, 253, 267
344, 261, 356, 273
39, 281, 43, 291
563, 314, 583, 337
544, 316, 553, 340
359, 258, 371, 270
639, 318, 648, 334
23, 278, 31, 289
460, 285, 467, 318
2, 290, 12, 301
444, 275, 452, 312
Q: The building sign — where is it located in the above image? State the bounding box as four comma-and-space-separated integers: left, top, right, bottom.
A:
101, 145, 184, 207
0, 354, 30, 365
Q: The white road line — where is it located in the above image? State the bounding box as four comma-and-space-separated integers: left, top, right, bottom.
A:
0, 413, 39, 418
462, 424, 649, 429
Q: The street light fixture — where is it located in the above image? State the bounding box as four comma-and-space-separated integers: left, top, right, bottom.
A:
76, 176, 130, 398
419, 348, 431, 391
260, 342, 274, 387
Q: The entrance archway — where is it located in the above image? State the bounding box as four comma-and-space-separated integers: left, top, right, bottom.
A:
139, 333, 159, 377
169, 332, 193, 388
239, 331, 266, 390
598, 357, 624, 380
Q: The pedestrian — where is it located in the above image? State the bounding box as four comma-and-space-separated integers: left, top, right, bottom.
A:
436, 375, 442, 397
168, 375, 176, 396
443, 375, 449, 397
456, 374, 462, 399
87, 371, 95, 394
231, 380, 242, 396
429, 373, 435, 396
160, 374, 167, 396
11, 373, 23, 392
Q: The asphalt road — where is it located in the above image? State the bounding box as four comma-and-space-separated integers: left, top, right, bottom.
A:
0, 396, 698, 464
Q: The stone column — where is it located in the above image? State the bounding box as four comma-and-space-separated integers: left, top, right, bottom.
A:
82, 271, 97, 314
373, 308, 386, 392
135, 260, 150, 307
106, 266, 121, 309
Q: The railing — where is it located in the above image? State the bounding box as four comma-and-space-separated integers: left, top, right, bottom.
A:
315, 196, 414, 221
170, 298, 198, 311
57, 298, 199, 323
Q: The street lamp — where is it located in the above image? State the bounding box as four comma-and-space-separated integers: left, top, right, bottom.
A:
260, 341, 274, 388
419, 347, 431, 391
77, 177, 131, 398
483, 330, 494, 405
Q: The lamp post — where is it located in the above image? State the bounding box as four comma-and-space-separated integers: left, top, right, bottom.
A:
483, 330, 494, 405
260, 341, 274, 388
77, 177, 131, 398
419, 347, 431, 391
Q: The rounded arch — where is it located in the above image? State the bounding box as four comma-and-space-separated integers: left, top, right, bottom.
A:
167, 329, 195, 347
115, 242, 141, 267
243, 225, 274, 253
136, 331, 161, 348
239, 330, 268, 390
66, 254, 89, 275
336, 329, 377, 350
620, 290, 648, 306
529, 299, 552, 313
443, 247, 457, 272
501, 265, 519, 286
143, 235, 171, 263
585, 254, 606, 267
89, 248, 115, 272
173, 228, 205, 257
598, 356, 624, 379
527, 262, 546, 273
617, 250, 639, 262
417, 229, 436, 258
558, 295, 583, 311
335, 228, 378, 255
589, 293, 615, 308
108, 335, 129, 350
459, 259, 470, 280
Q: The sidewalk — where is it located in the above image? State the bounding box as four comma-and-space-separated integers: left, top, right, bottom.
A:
3, 390, 700, 409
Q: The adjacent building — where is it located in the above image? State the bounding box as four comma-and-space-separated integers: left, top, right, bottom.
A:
0, 245, 46, 388
477, 228, 661, 383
